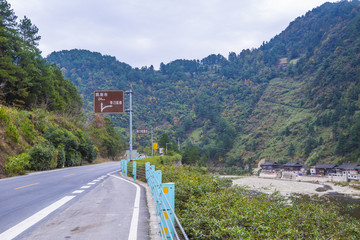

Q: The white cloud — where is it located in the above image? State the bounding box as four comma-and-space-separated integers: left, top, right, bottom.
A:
8, 0, 338, 68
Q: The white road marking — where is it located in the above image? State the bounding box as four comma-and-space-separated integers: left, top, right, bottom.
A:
0, 196, 75, 240
110, 175, 140, 240
94, 180, 100, 182
72, 190, 84, 194
88, 182, 96, 185
81, 185, 91, 189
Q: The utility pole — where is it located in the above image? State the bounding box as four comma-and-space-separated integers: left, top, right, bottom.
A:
125, 90, 133, 161
151, 128, 153, 157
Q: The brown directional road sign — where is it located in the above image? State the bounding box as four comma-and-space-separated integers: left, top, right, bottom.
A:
94, 90, 124, 113
136, 129, 148, 134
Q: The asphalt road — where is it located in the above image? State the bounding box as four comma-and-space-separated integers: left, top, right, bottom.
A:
0, 162, 149, 240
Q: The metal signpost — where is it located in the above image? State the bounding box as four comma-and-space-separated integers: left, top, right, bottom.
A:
151, 128, 153, 156
94, 90, 133, 162
125, 90, 133, 161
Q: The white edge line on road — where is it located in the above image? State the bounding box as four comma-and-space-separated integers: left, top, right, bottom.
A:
110, 175, 140, 240
0, 195, 75, 240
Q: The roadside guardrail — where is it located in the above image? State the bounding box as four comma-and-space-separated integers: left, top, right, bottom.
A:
120, 159, 189, 240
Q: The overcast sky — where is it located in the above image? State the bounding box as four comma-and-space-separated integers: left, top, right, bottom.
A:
8, 0, 338, 69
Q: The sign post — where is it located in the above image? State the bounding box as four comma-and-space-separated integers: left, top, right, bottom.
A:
151, 128, 153, 157
125, 90, 133, 161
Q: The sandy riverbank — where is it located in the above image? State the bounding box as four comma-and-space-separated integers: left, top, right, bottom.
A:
231, 176, 360, 197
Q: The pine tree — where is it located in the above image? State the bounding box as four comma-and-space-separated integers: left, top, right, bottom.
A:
0, 0, 17, 28
19, 16, 41, 49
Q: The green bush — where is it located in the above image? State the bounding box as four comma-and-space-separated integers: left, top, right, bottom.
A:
74, 130, 97, 163
6, 121, 20, 143
56, 145, 66, 168
32, 109, 47, 132
66, 150, 82, 166
0, 107, 10, 124
44, 126, 97, 165
4, 152, 30, 176
29, 143, 56, 171
159, 153, 182, 165
44, 126, 79, 150
19, 117, 36, 143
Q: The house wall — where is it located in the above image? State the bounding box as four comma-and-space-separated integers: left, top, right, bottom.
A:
259, 171, 278, 179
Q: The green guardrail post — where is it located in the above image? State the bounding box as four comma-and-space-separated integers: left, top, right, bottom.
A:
145, 162, 150, 180
155, 170, 162, 216
133, 161, 137, 181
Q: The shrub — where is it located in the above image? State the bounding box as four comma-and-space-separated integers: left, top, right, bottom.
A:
0, 107, 10, 124
29, 143, 56, 171
56, 145, 66, 168
66, 150, 82, 166
4, 153, 30, 176
6, 121, 20, 143
159, 153, 182, 165
20, 117, 36, 143
32, 109, 47, 132
44, 126, 79, 150
74, 130, 97, 163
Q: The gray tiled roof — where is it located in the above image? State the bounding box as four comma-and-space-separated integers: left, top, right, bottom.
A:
337, 163, 360, 169
315, 164, 337, 169
283, 162, 303, 167
260, 161, 279, 167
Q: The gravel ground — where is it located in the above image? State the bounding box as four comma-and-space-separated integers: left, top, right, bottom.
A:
231, 176, 360, 197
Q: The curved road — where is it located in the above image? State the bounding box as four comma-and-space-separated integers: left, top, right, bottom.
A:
0, 162, 149, 240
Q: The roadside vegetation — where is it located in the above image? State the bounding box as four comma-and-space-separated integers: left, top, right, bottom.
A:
0, 105, 125, 177
137, 157, 360, 239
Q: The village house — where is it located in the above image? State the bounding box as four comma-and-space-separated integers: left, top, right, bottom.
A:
259, 161, 281, 178
312, 164, 337, 176
336, 163, 360, 175
281, 162, 304, 180
283, 162, 303, 172
260, 161, 281, 172
329, 163, 360, 182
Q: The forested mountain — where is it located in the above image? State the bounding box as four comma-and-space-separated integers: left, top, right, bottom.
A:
47, 0, 360, 171
0, 0, 125, 177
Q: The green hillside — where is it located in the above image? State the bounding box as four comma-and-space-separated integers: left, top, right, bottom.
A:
47, 1, 360, 170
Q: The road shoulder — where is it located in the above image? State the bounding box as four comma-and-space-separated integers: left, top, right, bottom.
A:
20, 173, 149, 240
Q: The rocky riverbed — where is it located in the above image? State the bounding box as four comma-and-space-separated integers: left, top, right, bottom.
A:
231, 176, 360, 197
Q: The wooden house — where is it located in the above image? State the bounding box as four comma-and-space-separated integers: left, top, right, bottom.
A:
314, 164, 337, 175
260, 161, 281, 172
283, 162, 303, 172
336, 163, 360, 175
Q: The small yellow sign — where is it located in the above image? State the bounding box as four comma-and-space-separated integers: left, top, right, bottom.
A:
163, 186, 169, 194
163, 212, 169, 220
153, 142, 158, 150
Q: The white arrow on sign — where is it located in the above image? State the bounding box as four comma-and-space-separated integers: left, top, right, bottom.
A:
101, 102, 113, 112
